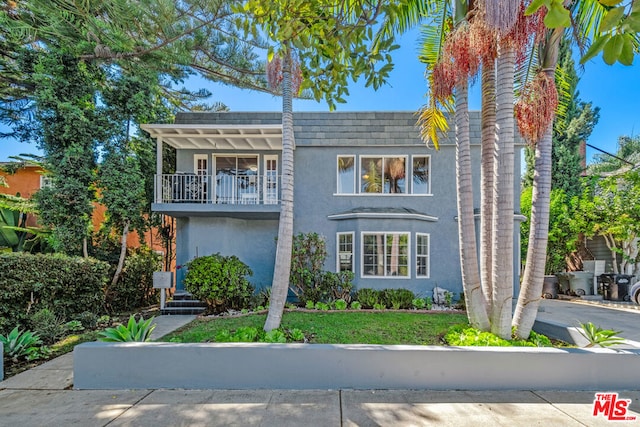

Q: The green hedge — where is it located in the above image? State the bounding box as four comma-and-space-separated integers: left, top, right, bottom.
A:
0, 252, 109, 334
105, 247, 161, 313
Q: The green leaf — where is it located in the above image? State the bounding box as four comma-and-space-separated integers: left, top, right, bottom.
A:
598, 0, 624, 6
599, 6, 626, 33
622, 12, 640, 32
525, 0, 550, 15
603, 34, 625, 64
619, 36, 635, 65
544, 2, 571, 28
580, 35, 610, 64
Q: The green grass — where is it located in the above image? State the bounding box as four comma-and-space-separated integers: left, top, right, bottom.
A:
161, 311, 469, 345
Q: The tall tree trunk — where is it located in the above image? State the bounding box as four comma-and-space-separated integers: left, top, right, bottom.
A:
264, 49, 295, 332
491, 40, 515, 339
480, 59, 496, 308
455, 80, 490, 330
513, 28, 563, 339
111, 219, 130, 288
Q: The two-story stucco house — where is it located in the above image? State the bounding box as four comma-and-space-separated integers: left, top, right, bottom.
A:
141, 111, 523, 298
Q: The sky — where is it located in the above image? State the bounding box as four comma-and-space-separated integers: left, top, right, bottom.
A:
1, 29, 638, 163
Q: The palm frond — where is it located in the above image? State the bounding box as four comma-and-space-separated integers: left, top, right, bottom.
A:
376, 0, 441, 45
417, 2, 452, 67
418, 95, 453, 150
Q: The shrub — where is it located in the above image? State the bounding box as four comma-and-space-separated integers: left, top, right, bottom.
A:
355, 288, 380, 308
425, 296, 433, 310
350, 301, 362, 310
315, 302, 330, 311
183, 253, 254, 313
98, 315, 156, 342
0, 252, 109, 335
373, 303, 386, 310
305, 300, 315, 309
105, 247, 161, 312
289, 232, 327, 304
412, 298, 426, 309
75, 311, 99, 329
29, 308, 67, 345
381, 288, 415, 310
0, 327, 42, 362
334, 299, 348, 310
323, 271, 355, 303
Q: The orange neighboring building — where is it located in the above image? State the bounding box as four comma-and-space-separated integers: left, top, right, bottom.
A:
0, 163, 170, 255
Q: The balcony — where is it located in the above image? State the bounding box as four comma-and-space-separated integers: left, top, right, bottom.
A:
152, 173, 281, 219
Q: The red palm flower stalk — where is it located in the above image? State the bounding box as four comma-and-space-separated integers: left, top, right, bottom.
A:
515, 70, 558, 144
266, 54, 303, 96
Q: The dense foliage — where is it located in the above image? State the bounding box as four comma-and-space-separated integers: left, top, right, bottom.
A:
0, 252, 109, 335
183, 253, 255, 313
105, 247, 162, 312
289, 232, 354, 304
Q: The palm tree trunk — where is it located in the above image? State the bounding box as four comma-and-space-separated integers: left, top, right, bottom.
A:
264, 49, 295, 332
480, 59, 496, 308
455, 80, 490, 330
512, 28, 562, 339
491, 40, 515, 339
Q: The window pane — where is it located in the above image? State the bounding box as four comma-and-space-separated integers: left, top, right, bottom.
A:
338, 233, 353, 272
362, 234, 383, 276
337, 156, 355, 194
361, 157, 383, 193
412, 156, 430, 194
384, 157, 406, 194
363, 233, 409, 277
416, 234, 429, 277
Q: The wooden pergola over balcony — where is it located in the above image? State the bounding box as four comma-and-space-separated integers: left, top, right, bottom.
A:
140, 123, 283, 219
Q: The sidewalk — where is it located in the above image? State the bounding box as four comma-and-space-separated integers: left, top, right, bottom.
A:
1, 309, 640, 426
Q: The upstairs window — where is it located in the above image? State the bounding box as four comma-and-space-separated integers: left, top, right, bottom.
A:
337, 155, 430, 195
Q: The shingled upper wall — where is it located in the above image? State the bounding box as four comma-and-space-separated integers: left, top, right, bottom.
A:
174, 111, 487, 147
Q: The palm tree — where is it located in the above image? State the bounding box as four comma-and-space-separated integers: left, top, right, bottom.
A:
264, 48, 297, 331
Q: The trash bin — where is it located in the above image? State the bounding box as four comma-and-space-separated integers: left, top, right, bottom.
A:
613, 274, 633, 301
542, 275, 559, 299
555, 272, 571, 294
598, 274, 615, 299
599, 274, 634, 301
567, 271, 594, 296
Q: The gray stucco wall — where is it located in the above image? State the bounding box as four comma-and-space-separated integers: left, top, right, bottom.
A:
176, 217, 278, 291
166, 111, 523, 296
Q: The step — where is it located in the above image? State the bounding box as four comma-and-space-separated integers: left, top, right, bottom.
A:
165, 300, 207, 308
160, 306, 206, 315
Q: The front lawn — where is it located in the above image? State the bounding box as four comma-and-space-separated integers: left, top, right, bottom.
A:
161, 310, 469, 345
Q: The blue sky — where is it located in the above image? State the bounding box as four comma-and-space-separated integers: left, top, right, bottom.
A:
1, 29, 638, 163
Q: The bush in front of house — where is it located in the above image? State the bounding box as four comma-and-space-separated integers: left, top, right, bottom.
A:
289, 232, 355, 305
105, 247, 162, 312
0, 252, 109, 335
183, 253, 254, 313
380, 288, 415, 310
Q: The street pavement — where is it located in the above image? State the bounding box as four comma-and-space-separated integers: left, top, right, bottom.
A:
1, 302, 640, 426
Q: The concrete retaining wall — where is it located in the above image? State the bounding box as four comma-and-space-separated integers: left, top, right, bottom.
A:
74, 342, 640, 390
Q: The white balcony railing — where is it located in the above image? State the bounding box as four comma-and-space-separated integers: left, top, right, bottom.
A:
155, 173, 280, 205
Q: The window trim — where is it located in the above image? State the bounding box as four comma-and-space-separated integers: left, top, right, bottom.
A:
336, 232, 354, 273
336, 155, 356, 195
335, 154, 431, 196
360, 231, 411, 279
415, 233, 430, 278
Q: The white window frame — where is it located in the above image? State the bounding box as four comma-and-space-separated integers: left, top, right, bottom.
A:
416, 233, 430, 278
336, 155, 356, 195
335, 154, 431, 196
359, 155, 408, 195
411, 155, 431, 195
360, 231, 411, 279
336, 232, 354, 272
